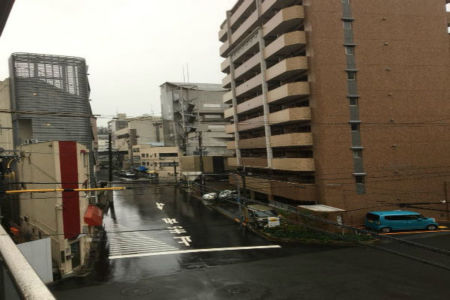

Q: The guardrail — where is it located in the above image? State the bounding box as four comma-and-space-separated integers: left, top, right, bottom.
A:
0, 225, 55, 300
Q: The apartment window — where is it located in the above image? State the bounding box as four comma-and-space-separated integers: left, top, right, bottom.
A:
351, 123, 360, 131
353, 150, 362, 159
355, 175, 365, 185
343, 22, 352, 30
349, 97, 358, 106
347, 71, 357, 80
345, 47, 354, 55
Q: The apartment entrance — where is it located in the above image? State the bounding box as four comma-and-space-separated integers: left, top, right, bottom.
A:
70, 241, 81, 269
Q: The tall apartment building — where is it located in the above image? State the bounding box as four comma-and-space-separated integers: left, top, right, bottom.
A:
220, 0, 450, 223
160, 82, 233, 156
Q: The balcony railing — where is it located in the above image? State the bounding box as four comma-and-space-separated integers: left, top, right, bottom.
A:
0, 225, 55, 299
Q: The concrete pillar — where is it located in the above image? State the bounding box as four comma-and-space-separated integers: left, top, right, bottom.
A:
256, 0, 273, 168
226, 11, 242, 166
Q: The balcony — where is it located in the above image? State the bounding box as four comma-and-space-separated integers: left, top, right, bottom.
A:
220, 1, 304, 57
229, 0, 254, 28
271, 132, 313, 148
235, 73, 262, 98
0, 225, 55, 299
230, 175, 317, 202
268, 82, 310, 104
223, 90, 233, 103
227, 107, 311, 133
221, 58, 231, 74
266, 56, 308, 82
228, 157, 315, 172
219, 27, 228, 42
263, 6, 305, 38
224, 107, 234, 119
265, 31, 306, 59
269, 107, 311, 125
223, 30, 306, 88
227, 132, 312, 150
272, 158, 315, 172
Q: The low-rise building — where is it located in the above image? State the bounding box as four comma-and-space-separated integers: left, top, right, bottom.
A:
139, 146, 180, 179
16, 141, 97, 276
110, 115, 164, 169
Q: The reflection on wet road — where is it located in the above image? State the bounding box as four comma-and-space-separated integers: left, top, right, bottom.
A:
71, 183, 281, 284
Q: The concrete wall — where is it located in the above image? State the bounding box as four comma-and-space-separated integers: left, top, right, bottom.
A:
17, 141, 91, 275
0, 79, 13, 150
180, 156, 215, 174
141, 147, 180, 178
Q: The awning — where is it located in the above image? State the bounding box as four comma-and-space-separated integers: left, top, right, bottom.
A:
84, 205, 103, 227
298, 204, 345, 213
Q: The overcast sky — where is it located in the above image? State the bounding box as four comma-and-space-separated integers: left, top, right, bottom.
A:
0, 0, 236, 126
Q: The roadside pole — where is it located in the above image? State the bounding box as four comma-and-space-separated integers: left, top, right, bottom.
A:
108, 132, 113, 184
198, 131, 204, 195
173, 160, 177, 183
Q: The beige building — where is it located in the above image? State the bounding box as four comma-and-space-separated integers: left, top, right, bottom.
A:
0, 79, 13, 151
220, 0, 450, 224
17, 141, 94, 276
136, 146, 180, 179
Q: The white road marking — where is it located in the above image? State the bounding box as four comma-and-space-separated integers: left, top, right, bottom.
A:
167, 226, 187, 234
107, 224, 179, 258
162, 218, 178, 224
109, 245, 282, 260
174, 236, 192, 247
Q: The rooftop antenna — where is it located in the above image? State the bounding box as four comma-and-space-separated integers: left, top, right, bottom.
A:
182, 65, 186, 83
186, 63, 190, 83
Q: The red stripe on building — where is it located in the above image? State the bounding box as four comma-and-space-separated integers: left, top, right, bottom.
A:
59, 141, 81, 239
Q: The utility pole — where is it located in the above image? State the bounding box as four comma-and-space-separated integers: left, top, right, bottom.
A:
240, 166, 247, 206
198, 131, 205, 194
108, 132, 113, 183
173, 160, 177, 183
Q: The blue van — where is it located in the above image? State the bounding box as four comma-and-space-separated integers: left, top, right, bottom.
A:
365, 210, 438, 233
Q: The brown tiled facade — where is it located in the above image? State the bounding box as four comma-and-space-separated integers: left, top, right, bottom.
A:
220, 0, 450, 224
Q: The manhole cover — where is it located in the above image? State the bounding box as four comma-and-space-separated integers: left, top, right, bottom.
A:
121, 286, 153, 296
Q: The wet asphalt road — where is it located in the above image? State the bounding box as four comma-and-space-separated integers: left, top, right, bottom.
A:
51, 183, 450, 300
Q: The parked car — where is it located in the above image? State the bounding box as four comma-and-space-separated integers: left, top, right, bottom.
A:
245, 204, 280, 228
365, 210, 439, 233
202, 192, 217, 201
218, 190, 237, 201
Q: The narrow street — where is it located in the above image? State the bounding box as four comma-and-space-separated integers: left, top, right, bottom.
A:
50, 183, 450, 300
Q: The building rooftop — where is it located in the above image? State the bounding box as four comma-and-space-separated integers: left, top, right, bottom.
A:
161, 82, 227, 92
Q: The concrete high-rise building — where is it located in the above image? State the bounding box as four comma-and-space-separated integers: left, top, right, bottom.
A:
160, 82, 233, 156
220, 0, 450, 223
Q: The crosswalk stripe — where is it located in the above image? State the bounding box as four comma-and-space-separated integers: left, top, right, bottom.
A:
107, 223, 179, 259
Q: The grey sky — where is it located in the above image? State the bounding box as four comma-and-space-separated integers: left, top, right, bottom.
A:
0, 0, 236, 126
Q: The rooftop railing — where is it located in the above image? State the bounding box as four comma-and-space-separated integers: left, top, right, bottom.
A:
0, 225, 55, 300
